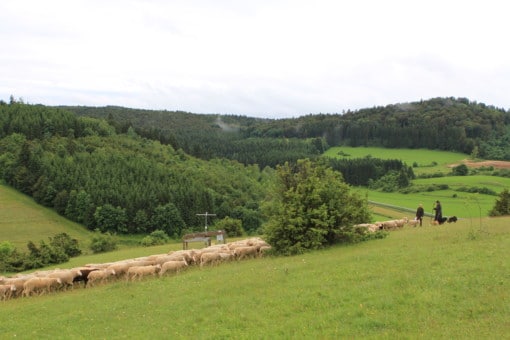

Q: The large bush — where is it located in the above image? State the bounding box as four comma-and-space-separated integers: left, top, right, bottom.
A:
263, 159, 371, 255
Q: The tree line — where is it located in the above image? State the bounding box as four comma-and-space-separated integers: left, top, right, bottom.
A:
0, 102, 270, 237
62, 97, 510, 164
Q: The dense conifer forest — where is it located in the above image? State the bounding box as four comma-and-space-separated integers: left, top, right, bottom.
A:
1, 96, 509, 237
62, 97, 510, 164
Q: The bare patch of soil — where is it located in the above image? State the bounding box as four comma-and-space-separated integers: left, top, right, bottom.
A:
449, 159, 510, 169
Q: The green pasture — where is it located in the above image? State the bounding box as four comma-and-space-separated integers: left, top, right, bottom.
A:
0, 184, 94, 250
2, 218, 508, 339
358, 174, 509, 220
361, 188, 496, 221
412, 175, 510, 193
324, 146, 467, 175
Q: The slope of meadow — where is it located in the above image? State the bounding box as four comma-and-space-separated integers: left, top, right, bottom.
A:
1, 218, 508, 338
0, 184, 93, 250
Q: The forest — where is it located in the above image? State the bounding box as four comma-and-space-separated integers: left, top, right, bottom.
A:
0, 97, 509, 238
62, 97, 510, 166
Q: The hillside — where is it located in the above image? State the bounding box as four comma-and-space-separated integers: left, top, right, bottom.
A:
61, 97, 510, 164
0, 184, 92, 249
1, 217, 508, 338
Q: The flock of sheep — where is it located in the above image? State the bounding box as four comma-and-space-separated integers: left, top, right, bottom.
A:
354, 216, 413, 232
0, 237, 271, 301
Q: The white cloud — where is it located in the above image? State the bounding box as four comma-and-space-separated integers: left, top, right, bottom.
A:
1, 0, 509, 117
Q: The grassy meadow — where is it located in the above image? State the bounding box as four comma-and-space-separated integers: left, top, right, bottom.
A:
324, 146, 467, 176
0, 184, 94, 250
1, 217, 508, 339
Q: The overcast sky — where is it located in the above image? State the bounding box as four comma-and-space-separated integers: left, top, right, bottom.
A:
1, 0, 508, 118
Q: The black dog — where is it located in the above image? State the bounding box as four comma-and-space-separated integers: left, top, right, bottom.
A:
447, 216, 458, 223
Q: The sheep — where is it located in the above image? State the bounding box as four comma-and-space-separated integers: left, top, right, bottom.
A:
2, 278, 28, 298
127, 264, 161, 281
218, 251, 234, 261
0, 284, 16, 301
154, 254, 188, 266
234, 246, 258, 260
48, 269, 82, 290
380, 220, 398, 231
106, 262, 132, 279
159, 260, 188, 276
22, 277, 62, 297
354, 223, 382, 233
72, 267, 100, 287
87, 269, 116, 287
200, 252, 222, 267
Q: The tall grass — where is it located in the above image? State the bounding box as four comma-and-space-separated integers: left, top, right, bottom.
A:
1, 218, 508, 339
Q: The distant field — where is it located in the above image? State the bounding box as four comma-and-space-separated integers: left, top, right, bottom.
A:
323, 147, 504, 219
1, 218, 508, 338
359, 188, 496, 221
324, 146, 467, 175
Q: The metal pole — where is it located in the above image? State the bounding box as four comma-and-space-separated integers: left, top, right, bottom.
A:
196, 212, 216, 232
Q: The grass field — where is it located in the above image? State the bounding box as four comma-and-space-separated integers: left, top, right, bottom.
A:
0, 184, 94, 250
324, 146, 468, 175
1, 217, 508, 339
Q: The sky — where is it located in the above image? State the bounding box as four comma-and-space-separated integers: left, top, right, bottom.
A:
1, 0, 509, 118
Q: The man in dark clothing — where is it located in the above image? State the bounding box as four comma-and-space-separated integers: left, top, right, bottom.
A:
433, 200, 443, 224
416, 203, 425, 226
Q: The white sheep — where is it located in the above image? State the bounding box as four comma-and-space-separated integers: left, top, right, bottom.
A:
87, 269, 116, 287
234, 246, 258, 260
200, 252, 222, 267
48, 269, 83, 290
127, 264, 161, 281
22, 277, 62, 297
159, 260, 188, 276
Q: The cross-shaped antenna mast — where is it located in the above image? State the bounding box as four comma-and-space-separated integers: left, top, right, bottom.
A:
196, 212, 216, 231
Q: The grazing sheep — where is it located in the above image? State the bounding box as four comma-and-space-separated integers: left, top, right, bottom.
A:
22, 277, 62, 297
127, 265, 161, 281
200, 252, 222, 267
87, 269, 116, 287
159, 260, 188, 276
234, 246, 258, 260
48, 269, 82, 290
0, 284, 16, 301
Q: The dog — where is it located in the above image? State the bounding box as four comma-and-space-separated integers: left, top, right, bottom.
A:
447, 216, 458, 223
431, 217, 448, 225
